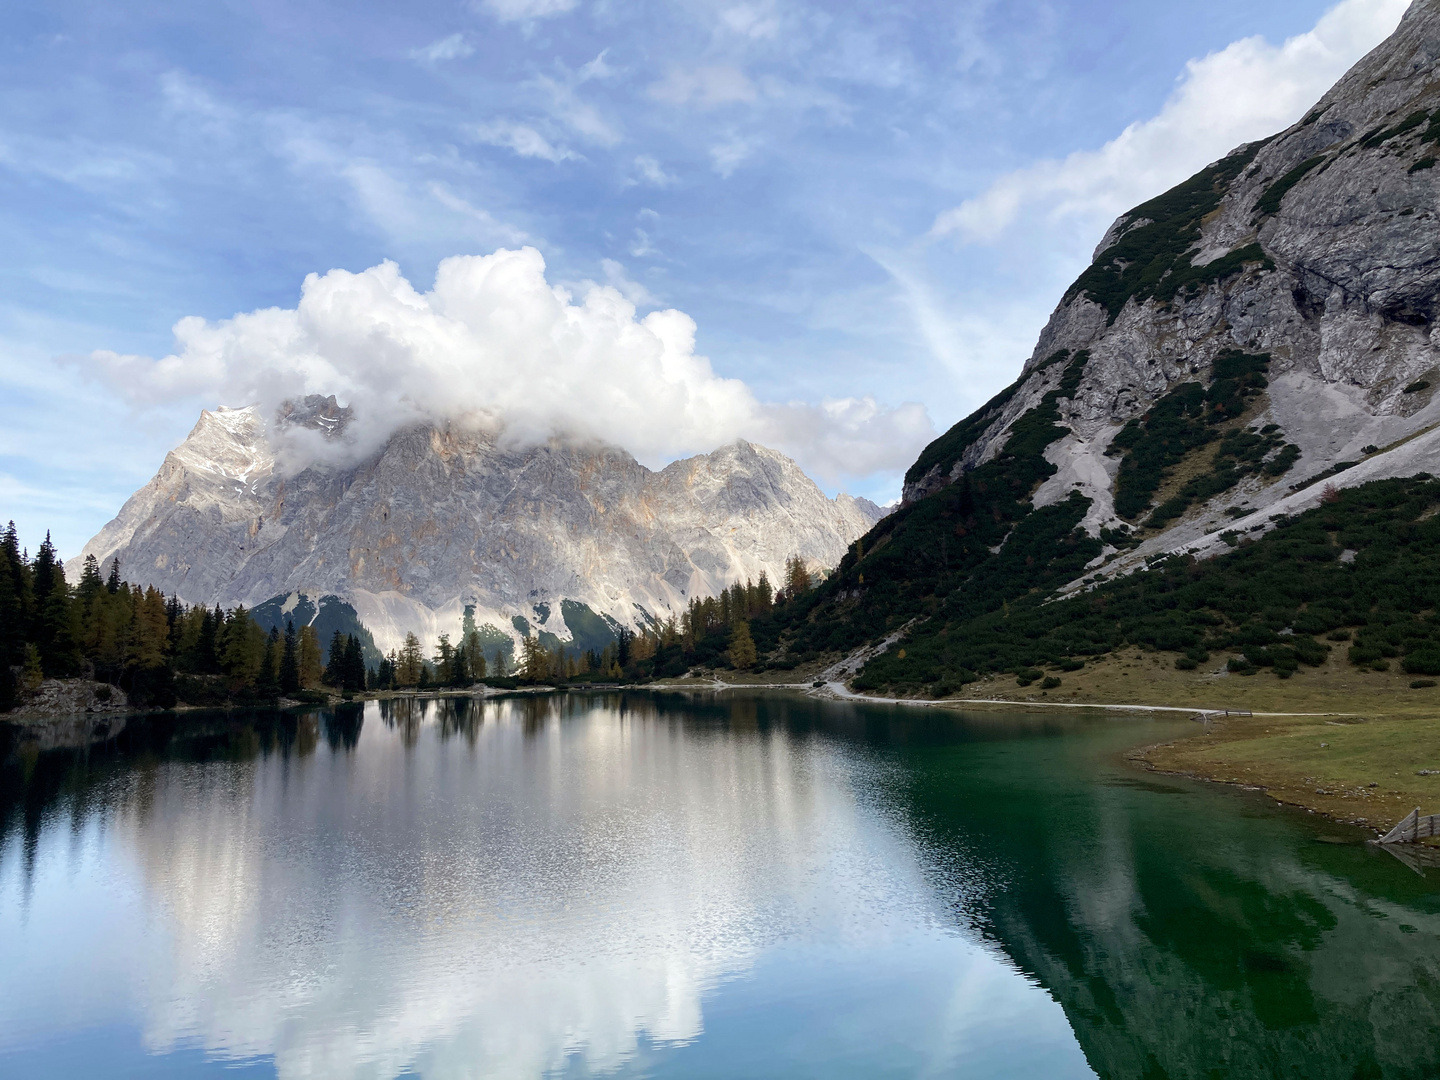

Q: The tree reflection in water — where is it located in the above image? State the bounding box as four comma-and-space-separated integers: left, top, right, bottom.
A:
0, 694, 1437, 1079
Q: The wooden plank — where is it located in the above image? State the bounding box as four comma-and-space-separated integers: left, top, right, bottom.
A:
1379, 808, 1420, 845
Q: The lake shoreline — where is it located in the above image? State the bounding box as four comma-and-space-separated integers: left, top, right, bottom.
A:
8, 668, 1437, 837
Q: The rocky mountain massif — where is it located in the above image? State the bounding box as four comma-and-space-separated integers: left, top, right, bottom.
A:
780, 0, 1440, 680
907, 0, 1440, 564
75, 402, 884, 653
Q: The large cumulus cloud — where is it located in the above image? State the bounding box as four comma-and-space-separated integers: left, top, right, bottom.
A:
86, 247, 932, 485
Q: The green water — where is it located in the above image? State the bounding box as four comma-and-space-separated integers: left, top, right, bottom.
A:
1, 693, 1437, 1078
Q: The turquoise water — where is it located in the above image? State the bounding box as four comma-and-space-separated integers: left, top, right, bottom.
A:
1, 693, 1437, 1079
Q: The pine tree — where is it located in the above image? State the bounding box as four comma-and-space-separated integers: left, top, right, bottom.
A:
729, 620, 757, 669
36, 538, 80, 678
519, 635, 550, 681
279, 620, 300, 694
132, 587, 170, 670
106, 557, 121, 594
298, 624, 323, 688
0, 523, 25, 671
396, 632, 424, 687
465, 630, 486, 680
784, 556, 812, 599
434, 633, 455, 685
343, 635, 365, 691
324, 630, 345, 686
256, 626, 280, 696
221, 605, 266, 690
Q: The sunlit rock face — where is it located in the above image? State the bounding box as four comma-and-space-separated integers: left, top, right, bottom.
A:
74, 407, 885, 650
904, 0, 1440, 574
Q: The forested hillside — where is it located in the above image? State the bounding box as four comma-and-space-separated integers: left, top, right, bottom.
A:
0, 523, 371, 710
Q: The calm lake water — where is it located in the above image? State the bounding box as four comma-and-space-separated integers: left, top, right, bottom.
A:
1, 693, 1438, 1079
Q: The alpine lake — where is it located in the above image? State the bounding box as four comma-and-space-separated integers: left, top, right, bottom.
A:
2, 691, 1438, 1080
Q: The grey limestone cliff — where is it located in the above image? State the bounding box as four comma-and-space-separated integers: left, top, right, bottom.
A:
905, 0, 1440, 582
76, 406, 885, 652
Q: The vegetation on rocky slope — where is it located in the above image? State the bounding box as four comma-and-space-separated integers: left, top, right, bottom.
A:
847, 475, 1440, 694
1063, 142, 1273, 323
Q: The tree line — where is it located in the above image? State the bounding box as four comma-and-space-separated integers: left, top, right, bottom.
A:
1, 516, 831, 707
0, 523, 373, 710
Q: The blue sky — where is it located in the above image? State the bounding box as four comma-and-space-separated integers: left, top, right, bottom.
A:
0, 0, 1411, 555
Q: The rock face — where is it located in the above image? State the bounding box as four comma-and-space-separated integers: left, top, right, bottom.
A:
75, 405, 885, 651
904, 0, 1440, 578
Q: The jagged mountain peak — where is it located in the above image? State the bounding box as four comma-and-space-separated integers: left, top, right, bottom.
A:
75, 408, 885, 653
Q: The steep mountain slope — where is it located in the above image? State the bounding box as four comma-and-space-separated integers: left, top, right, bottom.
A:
75, 403, 884, 652
785, 0, 1440, 673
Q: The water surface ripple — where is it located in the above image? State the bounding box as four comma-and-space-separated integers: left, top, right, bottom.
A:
1, 692, 1437, 1078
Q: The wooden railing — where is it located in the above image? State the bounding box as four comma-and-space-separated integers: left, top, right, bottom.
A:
1377, 808, 1440, 845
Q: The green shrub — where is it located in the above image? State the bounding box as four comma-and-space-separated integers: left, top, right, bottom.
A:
1065, 144, 1270, 323
1403, 649, 1440, 676
1015, 668, 1043, 687
1040, 676, 1062, 690
1411, 680, 1437, 689
1255, 155, 1326, 216
1175, 656, 1199, 670
1349, 643, 1383, 666
1405, 380, 1432, 394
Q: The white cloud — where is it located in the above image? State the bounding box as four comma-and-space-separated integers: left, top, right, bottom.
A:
932, 0, 1412, 243
629, 228, 658, 257
599, 258, 658, 307
709, 135, 755, 177
479, 0, 578, 23
428, 183, 531, 245
80, 248, 932, 483
649, 66, 758, 108
632, 155, 675, 186
408, 34, 474, 63
534, 75, 621, 146
577, 49, 615, 82
473, 120, 578, 162
720, 3, 781, 40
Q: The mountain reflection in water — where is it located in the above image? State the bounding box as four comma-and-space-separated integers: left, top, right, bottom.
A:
0, 693, 1437, 1079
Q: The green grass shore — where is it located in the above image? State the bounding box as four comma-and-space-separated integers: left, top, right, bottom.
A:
658, 647, 1440, 835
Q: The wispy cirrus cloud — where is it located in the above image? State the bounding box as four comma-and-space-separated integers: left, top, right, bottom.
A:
473, 120, 579, 162
649, 66, 758, 108
477, 0, 578, 24
408, 34, 474, 63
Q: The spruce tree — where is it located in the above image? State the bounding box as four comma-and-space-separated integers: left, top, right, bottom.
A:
0, 525, 23, 671
298, 624, 323, 688
343, 635, 365, 691
32, 535, 80, 677
279, 620, 300, 694
324, 630, 345, 686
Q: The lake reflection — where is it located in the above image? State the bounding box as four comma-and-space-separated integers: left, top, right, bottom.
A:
0, 693, 1437, 1079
